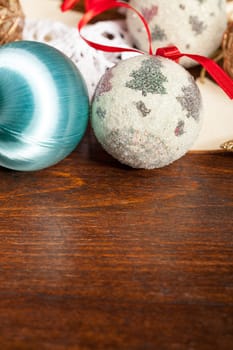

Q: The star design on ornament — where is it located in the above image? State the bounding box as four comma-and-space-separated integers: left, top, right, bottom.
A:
141, 5, 158, 22
189, 15, 207, 35
151, 25, 167, 41
96, 106, 106, 120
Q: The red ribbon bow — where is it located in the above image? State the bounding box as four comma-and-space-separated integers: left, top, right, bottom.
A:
61, 0, 233, 99
61, 0, 97, 11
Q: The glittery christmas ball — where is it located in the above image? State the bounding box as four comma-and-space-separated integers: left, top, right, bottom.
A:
126, 0, 227, 67
0, 0, 24, 45
92, 55, 203, 169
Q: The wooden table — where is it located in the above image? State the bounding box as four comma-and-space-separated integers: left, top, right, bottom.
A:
0, 129, 233, 350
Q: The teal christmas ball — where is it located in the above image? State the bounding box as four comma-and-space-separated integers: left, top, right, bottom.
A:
0, 41, 89, 171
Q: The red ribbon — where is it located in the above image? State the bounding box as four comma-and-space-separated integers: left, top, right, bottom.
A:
61, 0, 128, 12
61, 0, 233, 99
61, 0, 96, 12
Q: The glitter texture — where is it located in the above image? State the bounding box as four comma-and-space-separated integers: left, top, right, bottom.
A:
175, 120, 185, 137
141, 5, 158, 22
151, 24, 167, 41
96, 106, 106, 120
125, 58, 168, 96
176, 77, 202, 121
95, 68, 113, 97
103, 128, 170, 169
127, 0, 227, 67
189, 15, 207, 35
135, 101, 151, 117
92, 55, 203, 169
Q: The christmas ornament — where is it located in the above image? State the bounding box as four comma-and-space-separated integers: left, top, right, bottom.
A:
62, 0, 233, 168
0, 0, 24, 45
223, 21, 233, 79
126, 0, 227, 67
0, 41, 89, 171
92, 55, 203, 169
63, 0, 233, 101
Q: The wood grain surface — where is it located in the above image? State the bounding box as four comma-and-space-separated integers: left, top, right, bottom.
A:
0, 129, 233, 350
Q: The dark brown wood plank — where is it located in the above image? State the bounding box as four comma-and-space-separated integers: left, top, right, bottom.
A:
0, 130, 233, 350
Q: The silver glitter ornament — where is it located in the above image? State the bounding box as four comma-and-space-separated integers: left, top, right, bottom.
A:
127, 0, 227, 67
92, 55, 203, 169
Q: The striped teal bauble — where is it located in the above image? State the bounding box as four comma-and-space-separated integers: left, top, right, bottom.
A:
0, 41, 89, 171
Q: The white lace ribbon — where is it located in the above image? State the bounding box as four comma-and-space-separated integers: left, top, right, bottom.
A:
23, 19, 135, 98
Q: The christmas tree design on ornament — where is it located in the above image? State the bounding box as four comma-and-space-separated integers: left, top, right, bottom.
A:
125, 58, 168, 96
